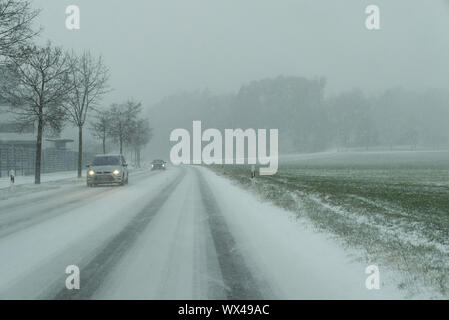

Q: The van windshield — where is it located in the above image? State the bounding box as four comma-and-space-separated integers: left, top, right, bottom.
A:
92, 156, 120, 166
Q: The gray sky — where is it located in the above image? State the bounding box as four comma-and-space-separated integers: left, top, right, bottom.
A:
33, 0, 449, 107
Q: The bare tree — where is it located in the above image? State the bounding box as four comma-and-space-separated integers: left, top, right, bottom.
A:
63, 51, 110, 178
130, 118, 152, 167
0, 43, 73, 184
0, 0, 41, 59
109, 101, 142, 155
90, 108, 112, 154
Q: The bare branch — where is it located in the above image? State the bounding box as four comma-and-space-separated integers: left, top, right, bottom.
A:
0, 0, 41, 60
63, 50, 110, 128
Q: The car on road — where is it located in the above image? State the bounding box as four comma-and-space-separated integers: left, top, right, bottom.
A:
151, 159, 166, 170
87, 154, 129, 187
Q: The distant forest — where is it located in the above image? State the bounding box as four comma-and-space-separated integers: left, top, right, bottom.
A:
150, 76, 449, 154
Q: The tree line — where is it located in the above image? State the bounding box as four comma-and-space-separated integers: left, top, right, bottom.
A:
0, 0, 152, 184
90, 101, 152, 167
148, 76, 449, 155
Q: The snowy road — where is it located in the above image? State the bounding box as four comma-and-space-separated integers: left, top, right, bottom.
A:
0, 167, 402, 299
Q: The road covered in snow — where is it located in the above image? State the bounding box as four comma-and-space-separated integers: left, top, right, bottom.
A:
0, 166, 404, 299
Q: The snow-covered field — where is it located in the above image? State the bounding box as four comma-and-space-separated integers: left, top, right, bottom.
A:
0, 165, 406, 299
213, 150, 449, 299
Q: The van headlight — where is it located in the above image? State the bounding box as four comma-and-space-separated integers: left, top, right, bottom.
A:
88, 170, 95, 176
113, 169, 120, 176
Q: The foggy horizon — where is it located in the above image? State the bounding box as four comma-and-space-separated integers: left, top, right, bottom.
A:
31, 0, 449, 107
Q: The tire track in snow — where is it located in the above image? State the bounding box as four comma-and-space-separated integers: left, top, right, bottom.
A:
196, 168, 263, 299
0, 187, 121, 239
0, 170, 162, 239
52, 169, 186, 300
0, 169, 153, 213
0, 184, 87, 214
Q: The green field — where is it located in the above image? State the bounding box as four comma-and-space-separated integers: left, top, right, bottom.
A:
211, 151, 449, 298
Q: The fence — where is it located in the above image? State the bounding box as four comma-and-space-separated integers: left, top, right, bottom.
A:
0, 143, 94, 177
0, 143, 35, 177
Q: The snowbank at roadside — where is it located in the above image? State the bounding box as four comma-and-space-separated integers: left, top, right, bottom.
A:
200, 166, 408, 299
0, 171, 79, 190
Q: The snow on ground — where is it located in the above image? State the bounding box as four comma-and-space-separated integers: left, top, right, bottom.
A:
210, 150, 449, 298
0, 171, 79, 189
0, 165, 408, 299
0, 169, 179, 299
199, 167, 404, 299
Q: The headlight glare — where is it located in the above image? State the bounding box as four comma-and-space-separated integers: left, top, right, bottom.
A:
88, 170, 95, 176
113, 169, 120, 176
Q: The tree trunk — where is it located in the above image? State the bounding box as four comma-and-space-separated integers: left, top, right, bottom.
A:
102, 126, 106, 154
77, 126, 83, 178
119, 138, 123, 155
136, 148, 141, 168
35, 118, 43, 184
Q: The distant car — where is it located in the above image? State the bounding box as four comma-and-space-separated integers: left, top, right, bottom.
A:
151, 159, 166, 170
87, 154, 129, 187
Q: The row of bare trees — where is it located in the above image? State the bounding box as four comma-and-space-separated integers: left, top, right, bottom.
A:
0, 0, 152, 183
90, 101, 152, 168
1, 43, 110, 182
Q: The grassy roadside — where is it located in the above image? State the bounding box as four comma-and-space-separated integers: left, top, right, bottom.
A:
209, 151, 449, 298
